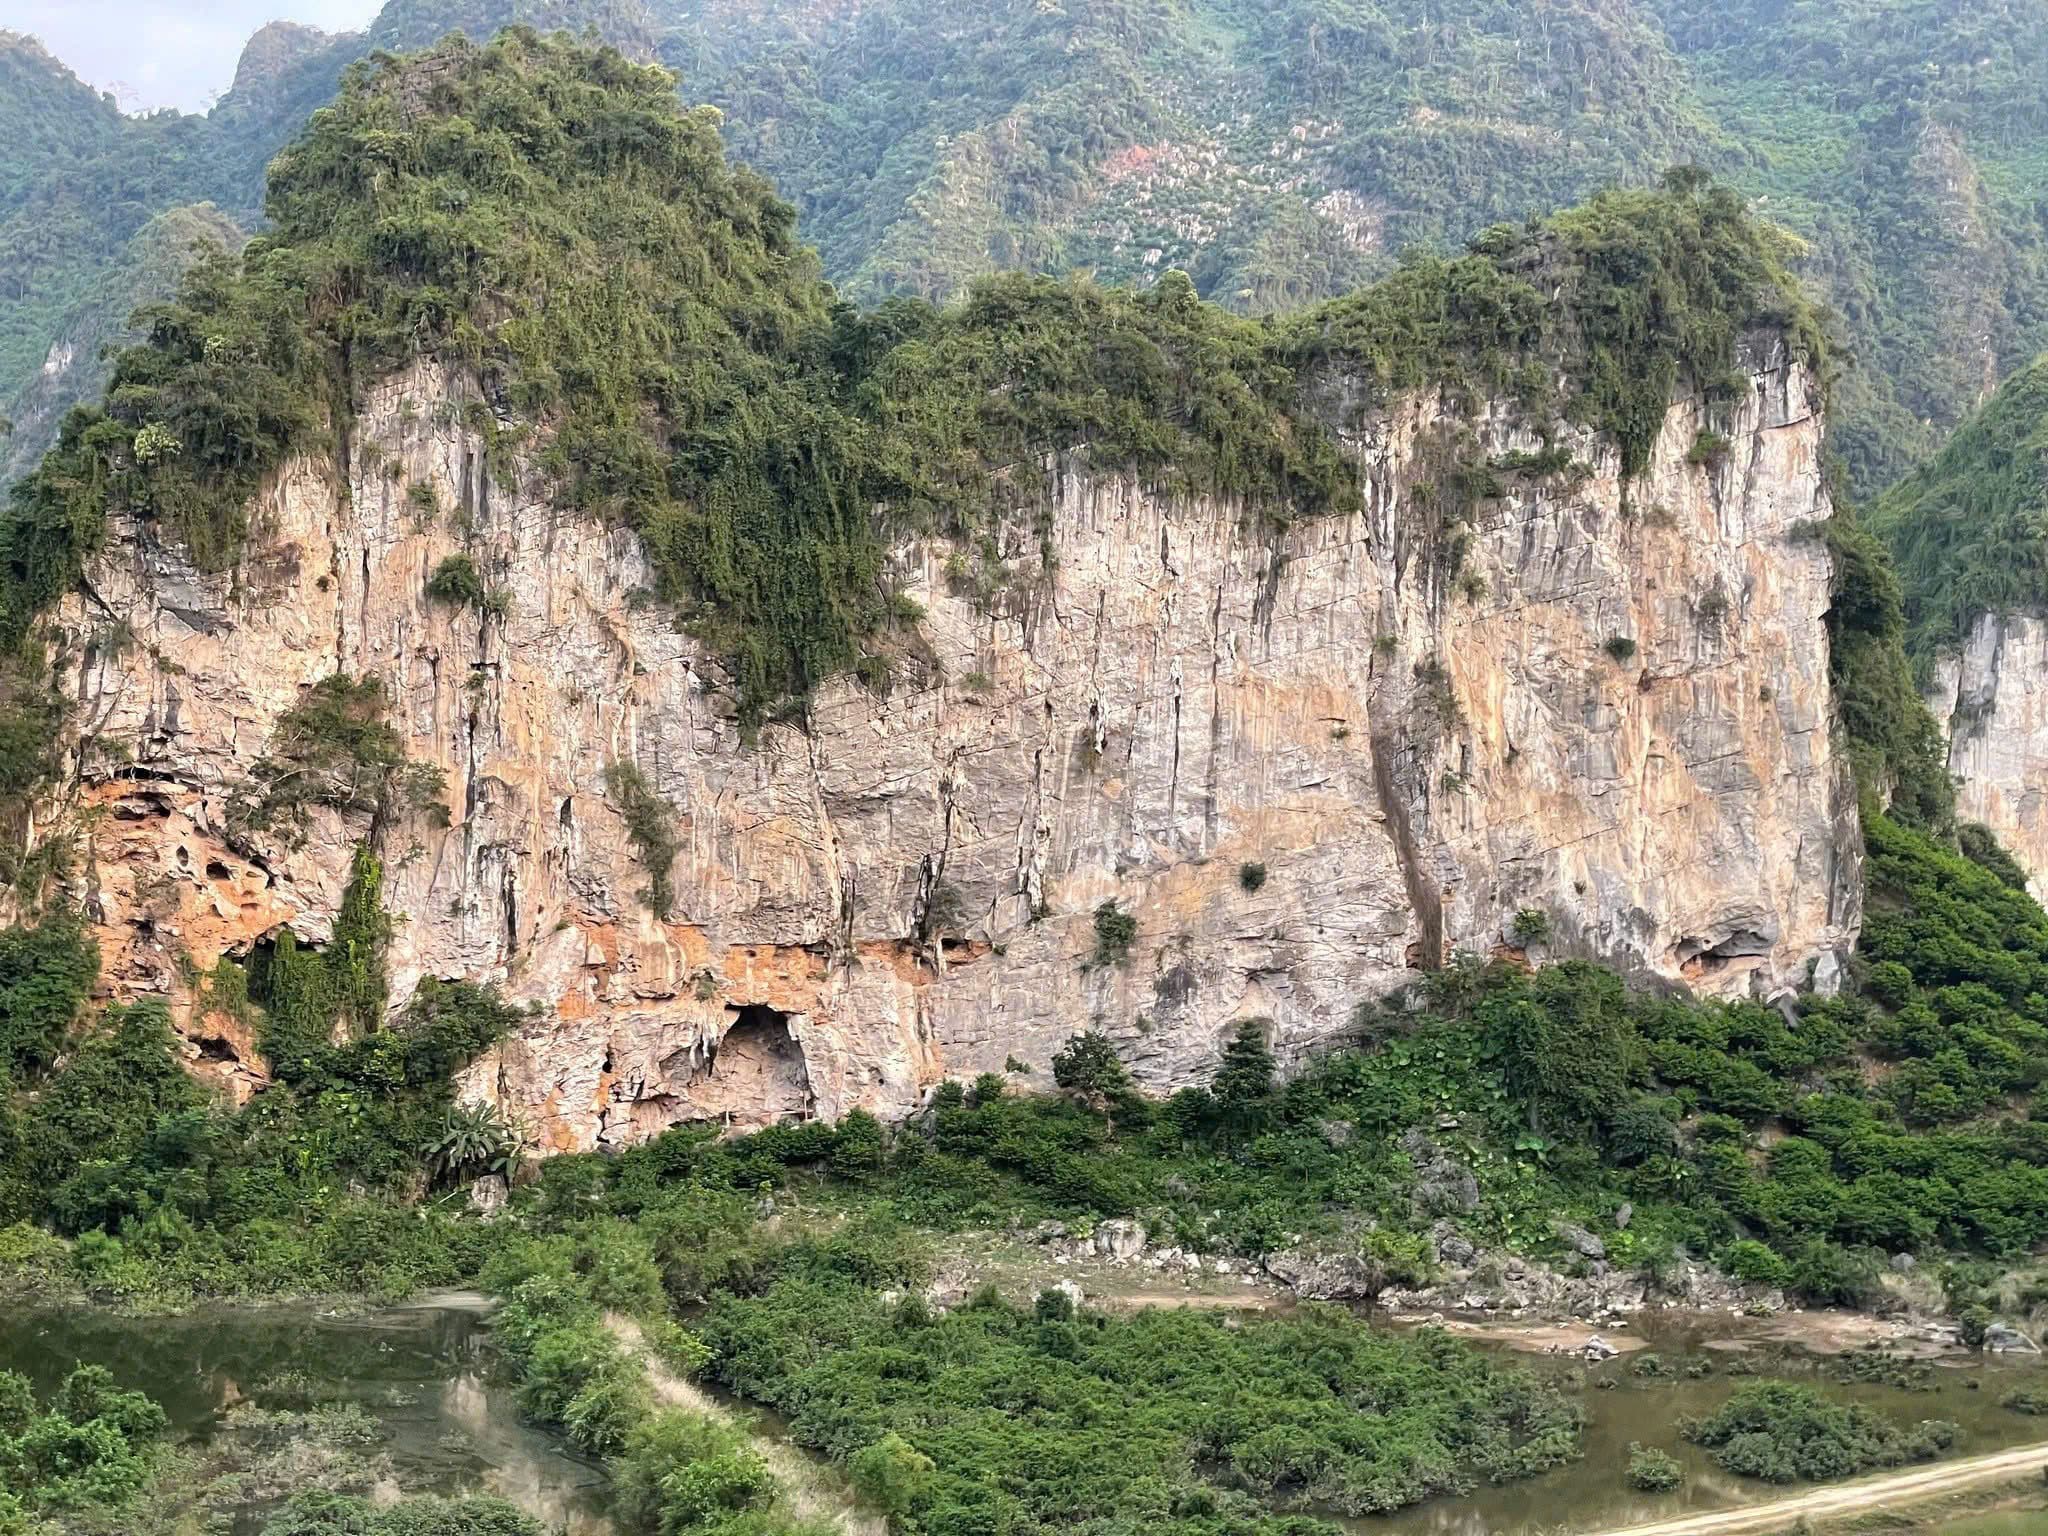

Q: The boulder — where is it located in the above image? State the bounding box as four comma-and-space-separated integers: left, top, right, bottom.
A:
1985, 1323, 2041, 1354
1264, 1245, 1380, 1301
468, 1174, 508, 1218
1432, 1222, 1478, 1267
1555, 1221, 1608, 1261
1404, 1129, 1482, 1217
1094, 1218, 1148, 1262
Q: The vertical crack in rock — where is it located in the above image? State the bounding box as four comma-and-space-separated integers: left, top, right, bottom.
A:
802, 711, 854, 962
1370, 724, 1443, 971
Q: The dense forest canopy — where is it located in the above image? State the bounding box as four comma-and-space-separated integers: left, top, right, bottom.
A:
1869, 357, 2048, 680
2, 0, 2046, 499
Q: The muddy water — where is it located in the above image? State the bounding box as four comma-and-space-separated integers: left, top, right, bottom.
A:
0, 1297, 613, 1534
1369, 1314, 2048, 1535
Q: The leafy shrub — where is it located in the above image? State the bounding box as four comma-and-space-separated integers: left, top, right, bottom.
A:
1603, 635, 1638, 663
1090, 901, 1137, 967
258, 1490, 547, 1535
426, 555, 486, 608
1624, 1444, 1683, 1491
2000, 1387, 2048, 1416
425, 555, 508, 619
1509, 908, 1551, 946
1238, 862, 1268, 893
230, 676, 447, 846
1720, 1239, 1791, 1288
605, 761, 681, 919
1682, 1382, 1957, 1483
0, 915, 97, 1080
0, 1365, 167, 1519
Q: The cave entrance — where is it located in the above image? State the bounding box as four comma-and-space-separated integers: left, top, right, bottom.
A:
697, 1003, 814, 1124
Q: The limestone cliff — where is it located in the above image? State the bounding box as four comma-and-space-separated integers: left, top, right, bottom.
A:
1928, 616, 2048, 901
47, 337, 1860, 1151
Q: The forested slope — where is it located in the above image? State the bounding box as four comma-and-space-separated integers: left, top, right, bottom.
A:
5, 0, 2048, 497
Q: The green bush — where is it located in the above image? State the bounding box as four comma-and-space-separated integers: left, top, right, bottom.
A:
0, 914, 97, 1081
1090, 900, 1137, 967
0, 1365, 167, 1519
230, 677, 447, 846
1624, 1443, 1683, 1491
1238, 862, 1268, 893
700, 1262, 1582, 1522
1720, 1239, 1791, 1288
1682, 1382, 1957, 1484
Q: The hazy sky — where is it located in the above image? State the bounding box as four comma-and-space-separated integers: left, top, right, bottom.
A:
10, 1, 382, 113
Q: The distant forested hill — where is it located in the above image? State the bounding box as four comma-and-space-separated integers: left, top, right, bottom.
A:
5, 0, 2048, 497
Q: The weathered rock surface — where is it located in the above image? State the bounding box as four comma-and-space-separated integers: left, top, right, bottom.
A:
1928, 612, 2048, 901
50, 342, 1859, 1148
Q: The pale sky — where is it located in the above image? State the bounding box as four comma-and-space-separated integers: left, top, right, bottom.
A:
8, 0, 382, 113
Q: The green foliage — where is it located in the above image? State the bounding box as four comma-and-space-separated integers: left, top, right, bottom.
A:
1485, 962, 1638, 1140
0, 889, 514, 1297
232, 676, 448, 846
1870, 357, 2048, 679
1720, 1239, 1790, 1288
1823, 503, 1955, 825
613, 1409, 810, 1536
1681, 1382, 1958, 1483
1050, 1031, 1133, 1117
493, 1273, 648, 1455
0, 1363, 167, 1519
1687, 430, 1731, 465
699, 1249, 1581, 1525
259, 1490, 548, 1536
427, 1101, 520, 1184
250, 844, 394, 1078
1211, 1020, 1278, 1146
1238, 861, 1268, 893
0, 913, 97, 1081
425, 555, 508, 619
1604, 636, 1638, 664
1295, 172, 1822, 483
1090, 901, 1137, 968
1624, 1443, 1684, 1492
2001, 1387, 2048, 1416
605, 760, 681, 919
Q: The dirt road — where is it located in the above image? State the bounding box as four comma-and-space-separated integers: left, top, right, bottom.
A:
1590, 1441, 2048, 1535
607, 1313, 884, 1536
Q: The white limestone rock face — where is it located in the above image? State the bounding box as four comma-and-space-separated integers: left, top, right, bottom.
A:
1927, 612, 2048, 903
51, 345, 1860, 1149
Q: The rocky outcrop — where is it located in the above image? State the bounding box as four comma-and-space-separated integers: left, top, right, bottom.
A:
1928, 612, 2048, 901
49, 341, 1860, 1148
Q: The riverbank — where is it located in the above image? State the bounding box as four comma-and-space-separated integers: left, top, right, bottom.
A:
1585, 1446, 2048, 1536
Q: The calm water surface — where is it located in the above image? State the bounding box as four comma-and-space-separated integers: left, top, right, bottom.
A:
0, 1296, 613, 1533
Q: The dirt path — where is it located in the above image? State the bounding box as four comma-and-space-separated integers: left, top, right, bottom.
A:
1588, 1442, 2048, 1536
606, 1314, 884, 1536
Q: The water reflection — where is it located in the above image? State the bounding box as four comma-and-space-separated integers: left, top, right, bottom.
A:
0, 1300, 614, 1534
